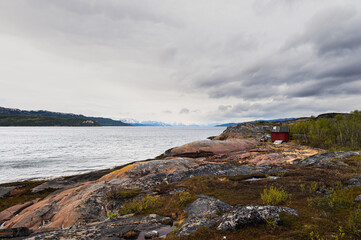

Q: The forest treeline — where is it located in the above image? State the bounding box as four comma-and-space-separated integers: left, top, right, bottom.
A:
290, 110, 361, 150
0, 115, 99, 126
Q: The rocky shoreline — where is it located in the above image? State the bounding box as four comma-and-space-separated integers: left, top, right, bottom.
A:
1, 123, 361, 239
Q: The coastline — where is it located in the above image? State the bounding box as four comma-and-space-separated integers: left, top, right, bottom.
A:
1, 123, 361, 239
0, 126, 225, 184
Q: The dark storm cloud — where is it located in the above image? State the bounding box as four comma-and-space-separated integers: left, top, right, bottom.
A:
190, 6, 361, 103
287, 7, 361, 56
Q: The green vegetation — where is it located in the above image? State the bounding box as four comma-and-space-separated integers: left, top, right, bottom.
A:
177, 192, 192, 207
309, 182, 318, 194
308, 182, 354, 210
327, 182, 353, 209
261, 186, 292, 206
106, 211, 118, 219
347, 210, 361, 237
119, 195, 163, 215
290, 110, 361, 150
0, 106, 131, 126
0, 115, 99, 126
148, 159, 361, 240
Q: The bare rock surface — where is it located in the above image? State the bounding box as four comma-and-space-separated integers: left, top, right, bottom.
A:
177, 195, 233, 236
164, 139, 257, 158
0, 199, 40, 225
4, 181, 110, 231
144, 230, 159, 239
3, 157, 284, 233
215, 122, 273, 140
348, 174, 361, 188
0, 186, 17, 198
20, 214, 172, 240
293, 151, 360, 167
31, 169, 114, 193
0, 227, 30, 238
217, 205, 298, 231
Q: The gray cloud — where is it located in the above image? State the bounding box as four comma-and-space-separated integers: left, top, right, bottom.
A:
0, 1, 360, 124
186, 5, 361, 105
179, 108, 190, 114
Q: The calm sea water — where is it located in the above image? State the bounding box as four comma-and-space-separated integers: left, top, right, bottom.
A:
0, 127, 225, 183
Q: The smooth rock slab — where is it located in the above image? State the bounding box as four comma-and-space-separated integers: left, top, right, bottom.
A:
22, 214, 172, 240
294, 151, 360, 167
165, 139, 257, 158
0, 199, 40, 225
217, 205, 298, 231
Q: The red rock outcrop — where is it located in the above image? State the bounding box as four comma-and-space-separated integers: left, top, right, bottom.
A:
164, 139, 257, 158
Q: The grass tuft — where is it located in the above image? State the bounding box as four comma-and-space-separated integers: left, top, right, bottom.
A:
261, 186, 292, 206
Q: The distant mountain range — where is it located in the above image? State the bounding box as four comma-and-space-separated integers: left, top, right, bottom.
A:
0, 107, 130, 126
120, 118, 172, 126
215, 118, 296, 127
1, 106, 345, 127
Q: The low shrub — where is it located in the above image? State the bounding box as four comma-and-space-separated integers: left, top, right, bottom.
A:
177, 192, 192, 207
327, 182, 353, 209
348, 210, 361, 237
119, 195, 162, 215
308, 182, 353, 210
309, 182, 318, 194
261, 186, 292, 206
106, 211, 118, 219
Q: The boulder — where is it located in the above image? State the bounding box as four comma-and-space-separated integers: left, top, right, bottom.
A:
217, 205, 298, 231
144, 230, 159, 239
354, 195, 361, 202
348, 175, 361, 188
177, 195, 233, 236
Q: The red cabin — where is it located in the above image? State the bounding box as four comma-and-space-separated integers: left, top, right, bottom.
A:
271, 126, 289, 142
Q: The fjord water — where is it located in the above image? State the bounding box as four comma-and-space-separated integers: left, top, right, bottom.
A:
0, 126, 225, 183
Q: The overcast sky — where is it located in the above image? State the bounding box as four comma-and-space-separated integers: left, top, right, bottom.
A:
1, 0, 361, 124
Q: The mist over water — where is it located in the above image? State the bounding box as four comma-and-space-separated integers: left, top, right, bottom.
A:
0, 126, 225, 183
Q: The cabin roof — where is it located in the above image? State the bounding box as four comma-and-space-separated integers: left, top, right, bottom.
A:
271, 126, 289, 133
